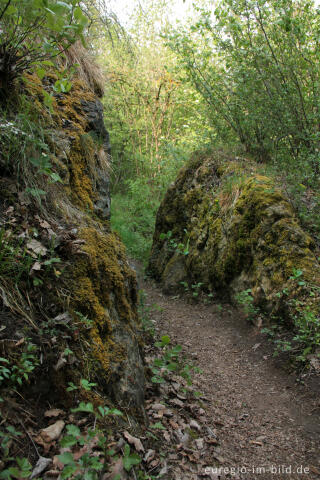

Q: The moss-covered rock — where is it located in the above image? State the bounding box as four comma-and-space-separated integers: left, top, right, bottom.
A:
0, 68, 144, 412
48, 77, 145, 409
148, 152, 320, 326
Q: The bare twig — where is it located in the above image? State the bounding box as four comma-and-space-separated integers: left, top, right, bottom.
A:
18, 418, 40, 458
0, 0, 12, 21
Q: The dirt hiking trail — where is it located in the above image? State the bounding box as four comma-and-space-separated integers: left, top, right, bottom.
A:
141, 274, 320, 480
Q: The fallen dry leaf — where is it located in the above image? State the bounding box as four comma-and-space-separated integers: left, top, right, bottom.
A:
195, 438, 204, 450
44, 409, 65, 418
31, 261, 42, 272
144, 449, 155, 463
30, 456, 52, 479
206, 437, 218, 445
14, 338, 25, 348
170, 398, 184, 408
159, 462, 168, 476
27, 239, 47, 256
53, 312, 71, 324
54, 354, 67, 372
169, 419, 179, 430
103, 457, 127, 480
40, 219, 51, 229
52, 455, 64, 471
44, 470, 60, 479
37, 420, 65, 443
152, 403, 166, 411
123, 431, 145, 453
189, 419, 201, 432
149, 458, 160, 469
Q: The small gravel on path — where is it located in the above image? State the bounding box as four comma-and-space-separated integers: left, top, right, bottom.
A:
143, 278, 320, 480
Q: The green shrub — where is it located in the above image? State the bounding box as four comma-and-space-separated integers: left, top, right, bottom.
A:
0, 0, 88, 89
111, 179, 160, 263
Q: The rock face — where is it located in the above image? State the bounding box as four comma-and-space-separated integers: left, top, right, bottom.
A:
15, 72, 145, 410
148, 153, 320, 324
81, 98, 111, 220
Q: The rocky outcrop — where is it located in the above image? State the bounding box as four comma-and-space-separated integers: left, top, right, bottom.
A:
46, 76, 144, 409
0, 69, 144, 411
148, 153, 320, 325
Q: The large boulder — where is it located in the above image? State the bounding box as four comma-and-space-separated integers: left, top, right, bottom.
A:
148, 153, 320, 324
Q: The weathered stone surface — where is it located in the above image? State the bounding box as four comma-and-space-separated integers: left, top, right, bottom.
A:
148, 153, 320, 324
21, 73, 145, 410
81, 99, 110, 151
81, 98, 111, 219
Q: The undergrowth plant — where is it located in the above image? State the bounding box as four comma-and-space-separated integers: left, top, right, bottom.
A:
138, 290, 163, 337
0, 99, 63, 205
151, 335, 200, 387
0, 229, 34, 283
0, 425, 32, 480
0, 0, 88, 89
0, 341, 39, 389
159, 229, 190, 256
58, 402, 124, 480
180, 281, 213, 303
0, 225, 62, 289
234, 270, 320, 365
111, 180, 160, 263
234, 289, 260, 321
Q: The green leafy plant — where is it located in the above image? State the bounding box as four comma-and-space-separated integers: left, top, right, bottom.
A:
263, 269, 320, 363
0, 229, 34, 283
151, 335, 199, 386
29, 154, 62, 185
66, 378, 97, 392
0, 456, 32, 480
0, 341, 39, 388
151, 335, 182, 384
74, 311, 94, 329
159, 229, 190, 256
180, 281, 189, 293
0, 0, 88, 89
0, 427, 32, 480
191, 282, 204, 298
235, 289, 260, 321
122, 444, 141, 472
58, 402, 123, 480
0, 100, 64, 201
138, 290, 158, 337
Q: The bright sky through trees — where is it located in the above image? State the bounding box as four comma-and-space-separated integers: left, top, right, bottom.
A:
107, 0, 195, 26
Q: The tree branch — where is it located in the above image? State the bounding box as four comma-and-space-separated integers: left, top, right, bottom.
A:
0, 0, 12, 21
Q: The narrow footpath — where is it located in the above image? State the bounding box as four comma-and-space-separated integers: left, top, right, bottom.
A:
142, 276, 320, 480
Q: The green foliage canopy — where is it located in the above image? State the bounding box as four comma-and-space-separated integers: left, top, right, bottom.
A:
167, 0, 320, 185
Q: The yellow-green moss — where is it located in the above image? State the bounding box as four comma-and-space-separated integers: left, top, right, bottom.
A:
67, 226, 138, 382
16, 65, 144, 409
24, 72, 102, 212
149, 152, 320, 323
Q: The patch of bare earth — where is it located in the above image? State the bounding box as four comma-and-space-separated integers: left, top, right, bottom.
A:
142, 278, 320, 480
